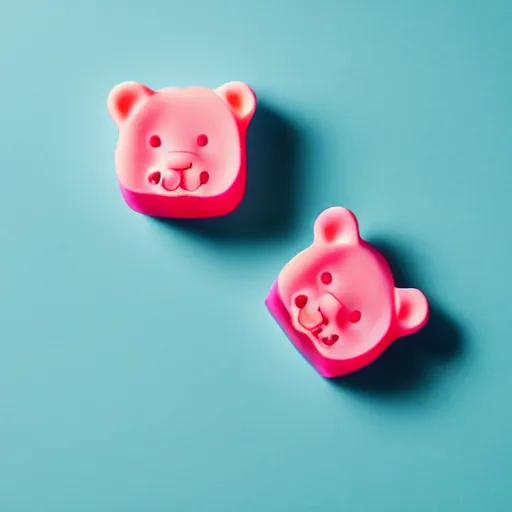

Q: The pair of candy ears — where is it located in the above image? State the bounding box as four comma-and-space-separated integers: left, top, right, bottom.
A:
108, 81, 257, 129
313, 207, 429, 335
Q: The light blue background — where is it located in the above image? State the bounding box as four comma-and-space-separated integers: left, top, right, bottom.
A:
1, 1, 511, 510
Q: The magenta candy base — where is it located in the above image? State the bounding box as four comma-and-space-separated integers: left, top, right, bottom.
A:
118, 168, 245, 218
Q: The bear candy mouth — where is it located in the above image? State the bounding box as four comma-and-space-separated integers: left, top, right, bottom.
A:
312, 326, 340, 346
147, 170, 209, 192
309, 310, 340, 347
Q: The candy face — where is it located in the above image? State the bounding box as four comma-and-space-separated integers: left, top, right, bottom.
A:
108, 81, 256, 218
265, 207, 429, 378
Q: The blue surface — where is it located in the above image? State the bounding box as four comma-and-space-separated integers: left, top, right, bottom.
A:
1, 1, 511, 510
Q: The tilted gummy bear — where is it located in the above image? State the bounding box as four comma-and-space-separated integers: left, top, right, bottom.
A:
265, 207, 429, 378
107, 81, 256, 218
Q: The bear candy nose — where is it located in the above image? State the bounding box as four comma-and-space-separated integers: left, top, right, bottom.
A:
167, 152, 193, 171
318, 293, 343, 320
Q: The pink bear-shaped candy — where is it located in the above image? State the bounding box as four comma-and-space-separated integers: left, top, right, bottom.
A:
265, 207, 429, 378
107, 81, 256, 218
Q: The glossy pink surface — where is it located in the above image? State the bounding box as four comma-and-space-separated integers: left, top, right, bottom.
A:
265, 207, 429, 378
108, 81, 256, 218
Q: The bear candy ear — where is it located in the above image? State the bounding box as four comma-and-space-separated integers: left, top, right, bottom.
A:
313, 207, 360, 246
394, 288, 429, 337
108, 81, 154, 126
215, 81, 256, 130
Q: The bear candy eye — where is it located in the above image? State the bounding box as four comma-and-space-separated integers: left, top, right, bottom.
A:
197, 134, 208, 147
149, 135, 161, 148
321, 271, 332, 284
349, 310, 362, 323
294, 295, 308, 309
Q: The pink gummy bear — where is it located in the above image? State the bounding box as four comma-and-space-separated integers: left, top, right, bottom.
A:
107, 81, 257, 218
265, 207, 429, 378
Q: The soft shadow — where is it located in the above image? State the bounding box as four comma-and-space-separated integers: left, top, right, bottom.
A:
154, 101, 305, 243
331, 238, 465, 397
